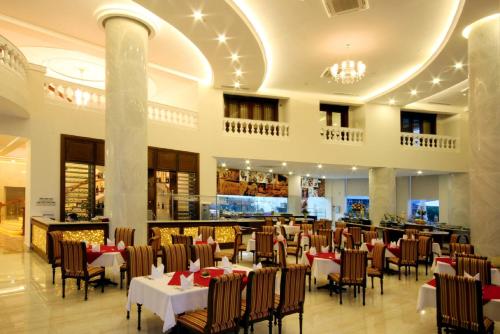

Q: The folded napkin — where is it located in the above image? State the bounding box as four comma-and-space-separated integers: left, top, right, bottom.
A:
151, 264, 164, 280
277, 220, 281, 226
411, 235, 415, 240
371, 239, 376, 246
464, 271, 480, 281
390, 241, 397, 248
180, 273, 194, 290
117, 240, 126, 250
309, 247, 317, 256
189, 259, 200, 273
321, 246, 329, 253
397, 239, 401, 247
289, 221, 294, 226
251, 232, 256, 239
403, 234, 408, 240
106, 238, 115, 246
91, 243, 100, 252
277, 234, 285, 242
343, 228, 348, 233
222, 256, 233, 274
195, 234, 202, 242
253, 262, 263, 270
207, 236, 215, 245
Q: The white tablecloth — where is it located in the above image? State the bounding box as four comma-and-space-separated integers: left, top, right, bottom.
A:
274, 224, 300, 237
416, 282, 500, 321
194, 241, 221, 253
431, 258, 500, 285
127, 265, 250, 332
246, 239, 283, 252
359, 242, 441, 258
359, 243, 398, 258
89, 251, 125, 280
301, 252, 341, 280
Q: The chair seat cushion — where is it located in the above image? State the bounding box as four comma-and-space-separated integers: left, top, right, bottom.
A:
286, 247, 299, 254
257, 251, 274, 258
54, 258, 61, 266
387, 257, 400, 264
65, 266, 104, 278
367, 267, 382, 277
238, 245, 247, 251
241, 300, 270, 321
328, 273, 340, 282
177, 309, 207, 332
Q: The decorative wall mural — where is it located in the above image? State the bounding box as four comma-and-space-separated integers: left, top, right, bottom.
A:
217, 168, 288, 197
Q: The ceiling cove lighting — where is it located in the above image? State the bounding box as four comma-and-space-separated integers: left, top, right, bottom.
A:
389, 98, 396, 105
306, 173, 310, 177
268, 169, 273, 173
221, 162, 226, 167
246, 166, 251, 170
417, 170, 423, 175
288, 171, 293, 175
282, 162, 287, 166
462, 13, 500, 39
351, 166, 357, 171
317, 164, 323, 169
233, 81, 241, 89
245, 160, 250, 164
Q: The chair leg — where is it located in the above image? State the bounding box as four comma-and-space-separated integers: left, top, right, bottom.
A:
362, 286, 365, 306
243, 324, 248, 334
380, 277, 384, 295
416, 264, 418, 281
329, 279, 332, 296
127, 310, 130, 319
120, 271, 123, 289
77, 278, 81, 290
299, 311, 303, 334
278, 317, 282, 334
354, 285, 357, 298
62, 277, 66, 298
137, 303, 142, 330
268, 314, 273, 334
371, 276, 374, 288
308, 275, 311, 292
101, 272, 105, 293
339, 283, 343, 304
425, 258, 428, 275
84, 279, 88, 301
398, 265, 401, 280
250, 323, 253, 332
52, 267, 56, 285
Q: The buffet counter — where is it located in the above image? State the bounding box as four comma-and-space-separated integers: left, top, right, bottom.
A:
31, 216, 109, 261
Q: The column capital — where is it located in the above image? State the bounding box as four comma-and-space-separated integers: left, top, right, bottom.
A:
95, 3, 161, 39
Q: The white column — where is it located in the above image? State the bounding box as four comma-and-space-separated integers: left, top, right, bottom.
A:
103, 16, 149, 244
447, 173, 469, 227
468, 15, 500, 257
369, 167, 396, 225
287, 175, 302, 215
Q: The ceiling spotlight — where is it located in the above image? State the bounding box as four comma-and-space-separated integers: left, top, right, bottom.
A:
352, 166, 357, 171
268, 169, 273, 173
454, 62, 463, 70
234, 81, 241, 89
246, 166, 251, 170
389, 98, 396, 105
221, 162, 226, 167
217, 34, 227, 43
432, 77, 441, 85
288, 171, 293, 175
410, 89, 418, 96
282, 162, 287, 166
192, 10, 204, 21
245, 160, 250, 164
235, 69, 243, 77
317, 164, 323, 169
230, 52, 239, 62
417, 170, 423, 175
306, 173, 310, 177
322, 175, 326, 179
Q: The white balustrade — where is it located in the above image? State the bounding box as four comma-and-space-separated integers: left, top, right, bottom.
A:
400, 133, 458, 151
223, 117, 289, 138
0, 35, 28, 78
320, 126, 364, 144
43, 78, 198, 128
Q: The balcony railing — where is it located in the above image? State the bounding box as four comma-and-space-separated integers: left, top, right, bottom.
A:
223, 118, 289, 138
320, 126, 364, 144
0, 35, 28, 78
400, 133, 458, 151
44, 78, 198, 128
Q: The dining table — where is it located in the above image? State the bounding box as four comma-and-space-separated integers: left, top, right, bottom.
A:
432, 257, 500, 285
301, 251, 341, 281
86, 245, 126, 282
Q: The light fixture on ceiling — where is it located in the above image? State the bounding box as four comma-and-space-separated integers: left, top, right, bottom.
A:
233, 81, 241, 89
192, 10, 204, 21
317, 164, 323, 169
282, 162, 287, 166
235, 69, 243, 77
453, 62, 463, 70
389, 98, 396, 105
322, 175, 326, 179
230, 52, 239, 62
306, 173, 310, 177
351, 166, 357, 171
221, 162, 226, 167
217, 34, 227, 44
269, 169, 273, 173
410, 89, 418, 96
321, 44, 366, 85
245, 160, 250, 164
246, 166, 251, 170
417, 170, 423, 175
288, 171, 293, 175
432, 77, 441, 85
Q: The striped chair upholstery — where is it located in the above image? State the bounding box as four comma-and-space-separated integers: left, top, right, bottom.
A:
264, 217, 273, 226
177, 273, 243, 334
278, 225, 286, 238
450, 243, 474, 257
344, 233, 354, 250
60, 240, 105, 300
456, 253, 488, 260
348, 227, 362, 248
215, 232, 241, 264
335, 221, 346, 229
262, 226, 274, 234
318, 229, 333, 250
418, 236, 433, 275
48, 231, 63, 284
148, 235, 161, 260
171, 234, 194, 260
309, 235, 328, 252
456, 257, 491, 286
334, 227, 343, 250
405, 229, 419, 239
449, 234, 459, 244
301, 224, 313, 236
367, 243, 386, 294
286, 232, 302, 264
387, 239, 419, 281
278, 217, 286, 225
126, 246, 154, 289
115, 227, 135, 247
233, 225, 241, 235
363, 231, 378, 245
191, 244, 215, 268
162, 244, 188, 273
274, 264, 307, 333
313, 220, 327, 233
328, 249, 368, 305
255, 232, 274, 264
241, 267, 278, 333
198, 226, 215, 242
151, 227, 161, 238
434, 273, 494, 333
277, 241, 287, 269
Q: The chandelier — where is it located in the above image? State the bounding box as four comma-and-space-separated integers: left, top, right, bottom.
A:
322, 60, 366, 85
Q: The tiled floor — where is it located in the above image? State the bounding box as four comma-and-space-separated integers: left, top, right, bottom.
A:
0, 235, 442, 333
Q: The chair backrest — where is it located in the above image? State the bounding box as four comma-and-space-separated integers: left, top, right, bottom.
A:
348, 227, 362, 245
382, 229, 390, 244
229, 232, 242, 263
115, 227, 135, 247
126, 246, 154, 285
206, 273, 243, 333
148, 236, 161, 255
262, 226, 274, 234
233, 225, 241, 235
434, 273, 486, 333
289, 217, 296, 225
340, 249, 367, 284
363, 231, 378, 244
418, 236, 432, 257
277, 241, 287, 269
60, 240, 87, 276
318, 229, 333, 249
191, 244, 215, 268
278, 217, 286, 225
456, 253, 487, 260
277, 264, 307, 315
279, 225, 286, 238
335, 221, 346, 229
244, 268, 278, 322
198, 226, 215, 242
255, 232, 274, 257
301, 223, 313, 235
334, 227, 343, 247
313, 220, 326, 233
456, 257, 491, 286
264, 217, 273, 226
162, 244, 188, 273
171, 234, 193, 247
309, 234, 328, 251
344, 233, 354, 250
371, 243, 386, 271
401, 239, 419, 263
449, 233, 459, 244
48, 231, 63, 264
151, 227, 161, 238
450, 243, 474, 257
405, 229, 419, 239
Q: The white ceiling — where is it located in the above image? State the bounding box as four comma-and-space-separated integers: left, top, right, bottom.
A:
0, 135, 28, 160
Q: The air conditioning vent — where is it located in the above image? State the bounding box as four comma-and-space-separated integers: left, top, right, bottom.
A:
322, 0, 369, 17
427, 102, 451, 106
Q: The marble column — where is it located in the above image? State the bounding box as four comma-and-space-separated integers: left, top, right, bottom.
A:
103, 16, 149, 244
287, 175, 302, 215
447, 173, 470, 227
468, 15, 500, 257
369, 167, 396, 225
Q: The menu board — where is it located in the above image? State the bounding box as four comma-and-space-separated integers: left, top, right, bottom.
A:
217, 168, 288, 197
301, 177, 326, 198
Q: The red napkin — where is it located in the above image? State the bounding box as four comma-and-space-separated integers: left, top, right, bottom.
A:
426, 278, 500, 304
305, 252, 341, 266
168, 269, 248, 288
436, 257, 455, 266
86, 245, 126, 263
365, 244, 374, 252
387, 246, 401, 258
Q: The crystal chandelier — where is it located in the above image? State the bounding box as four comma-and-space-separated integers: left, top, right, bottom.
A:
322, 60, 366, 84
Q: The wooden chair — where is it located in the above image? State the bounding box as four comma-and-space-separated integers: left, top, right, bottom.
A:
344, 233, 354, 250
367, 243, 386, 295
48, 231, 63, 284
191, 244, 215, 268
313, 220, 326, 233
335, 221, 346, 229
148, 235, 162, 261
60, 240, 105, 300
286, 232, 302, 263
405, 228, 419, 239
362, 231, 378, 245
328, 249, 368, 305
418, 236, 433, 275
161, 244, 188, 273
334, 227, 343, 251
278, 225, 286, 239
264, 217, 274, 226
309, 235, 328, 252
171, 234, 194, 260
450, 243, 474, 257
382, 229, 391, 244
434, 273, 494, 333
255, 232, 274, 264
241, 268, 279, 334
278, 240, 311, 292
301, 223, 313, 236
449, 233, 459, 244
277, 241, 287, 269
198, 226, 215, 242
456, 257, 492, 286
116, 227, 135, 289
126, 245, 154, 329
278, 216, 286, 225
215, 232, 241, 264
348, 227, 362, 248
274, 264, 308, 334
177, 273, 243, 334
387, 239, 419, 281
318, 229, 333, 251
262, 225, 274, 234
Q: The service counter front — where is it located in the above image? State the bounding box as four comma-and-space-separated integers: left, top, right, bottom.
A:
31, 217, 109, 262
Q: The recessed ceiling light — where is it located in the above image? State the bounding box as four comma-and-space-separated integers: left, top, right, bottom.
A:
454, 62, 463, 70
268, 169, 273, 173
221, 162, 226, 167
306, 173, 310, 177
322, 175, 326, 179
192, 10, 204, 21
217, 34, 227, 44
234, 81, 241, 89
230, 52, 239, 62
352, 166, 357, 171
282, 162, 287, 167
288, 171, 293, 175
432, 77, 441, 85
417, 170, 423, 175
245, 160, 250, 164
389, 98, 396, 105
317, 164, 322, 169
246, 166, 251, 170
235, 69, 243, 77
410, 89, 418, 96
